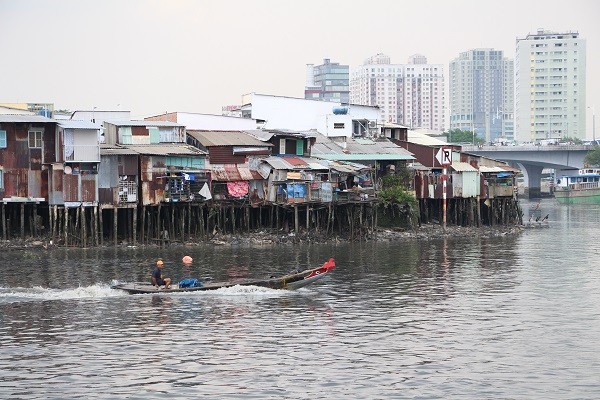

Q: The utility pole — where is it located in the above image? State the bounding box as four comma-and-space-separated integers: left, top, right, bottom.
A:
588, 106, 596, 142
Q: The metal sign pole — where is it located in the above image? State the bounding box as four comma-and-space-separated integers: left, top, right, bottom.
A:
443, 167, 447, 230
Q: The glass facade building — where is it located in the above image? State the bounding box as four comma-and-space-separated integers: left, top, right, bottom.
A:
305, 59, 349, 103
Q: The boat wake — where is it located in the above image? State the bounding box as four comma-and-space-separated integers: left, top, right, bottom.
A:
0, 282, 305, 305
0, 284, 126, 304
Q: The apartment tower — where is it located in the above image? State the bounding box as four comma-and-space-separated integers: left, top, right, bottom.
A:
350, 54, 445, 132
515, 29, 586, 141
449, 49, 514, 143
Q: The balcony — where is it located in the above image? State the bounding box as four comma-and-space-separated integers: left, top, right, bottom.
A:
64, 144, 100, 162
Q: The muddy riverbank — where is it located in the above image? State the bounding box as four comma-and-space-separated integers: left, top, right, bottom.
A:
0, 223, 524, 250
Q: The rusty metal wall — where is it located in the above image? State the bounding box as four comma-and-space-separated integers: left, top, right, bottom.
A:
132, 126, 147, 136
30, 148, 42, 170
13, 141, 28, 168
209, 147, 245, 164
118, 155, 138, 176
405, 143, 437, 168
42, 123, 57, 163
140, 155, 153, 182
49, 166, 64, 204
140, 155, 166, 205
141, 180, 166, 205
81, 175, 97, 202
63, 174, 79, 202
28, 170, 43, 197
99, 188, 115, 204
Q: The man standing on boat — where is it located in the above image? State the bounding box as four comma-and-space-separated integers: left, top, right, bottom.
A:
152, 259, 172, 289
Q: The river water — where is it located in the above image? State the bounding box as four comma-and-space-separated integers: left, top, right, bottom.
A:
0, 199, 599, 399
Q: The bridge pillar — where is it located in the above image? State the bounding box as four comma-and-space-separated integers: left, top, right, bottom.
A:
518, 163, 543, 199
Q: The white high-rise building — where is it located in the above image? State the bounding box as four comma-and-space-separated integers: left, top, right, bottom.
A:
350, 53, 445, 132
515, 29, 586, 142
449, 49, 514, 143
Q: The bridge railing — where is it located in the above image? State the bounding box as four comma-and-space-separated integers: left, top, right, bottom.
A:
462, 144, 593, 152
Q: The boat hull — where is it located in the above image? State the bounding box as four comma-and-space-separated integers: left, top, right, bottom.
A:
112, 258, 335, 294
554, 188, 600, 204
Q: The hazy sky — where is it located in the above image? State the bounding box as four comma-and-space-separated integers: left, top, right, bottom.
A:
1, 0, 598, 134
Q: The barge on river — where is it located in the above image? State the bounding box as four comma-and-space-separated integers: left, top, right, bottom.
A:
554, 168, 600, 204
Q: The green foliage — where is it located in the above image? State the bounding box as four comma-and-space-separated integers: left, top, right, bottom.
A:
562, 136, 583, 145
378, 175, 416, 207
378, 185, 415, 204
584, 147, 600, 166
381, 175, 404, 189
443, 128, 485, 144
377, 172, 418, 229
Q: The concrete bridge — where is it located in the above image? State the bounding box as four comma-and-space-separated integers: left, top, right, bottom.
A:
461, 144, 594, 198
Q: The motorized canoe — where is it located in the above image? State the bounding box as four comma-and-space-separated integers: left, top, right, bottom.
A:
111, 258, 335, 294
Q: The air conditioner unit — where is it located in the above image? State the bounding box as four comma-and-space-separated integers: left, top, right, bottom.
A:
368, 121, 377, 128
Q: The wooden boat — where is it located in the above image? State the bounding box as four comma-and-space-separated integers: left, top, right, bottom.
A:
112, 258, 335, 294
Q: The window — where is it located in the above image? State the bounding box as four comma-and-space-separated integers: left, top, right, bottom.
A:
0, 130, 6, 148
0, 169, 3, 189
333, 123, 345, 129
119, 127, 132, 144
28, 130, 42, 148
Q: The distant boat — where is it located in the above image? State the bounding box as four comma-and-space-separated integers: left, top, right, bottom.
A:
554, 168, 600, 204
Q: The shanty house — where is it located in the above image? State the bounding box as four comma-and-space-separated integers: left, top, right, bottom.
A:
244, 129, 316, 157
187, 130, 271, 202
0, 114, 57, 202
48, 120, 101, 207
121, 144, 208, 205
98, 145, 140, 208
259, 156, 329, 204
103, 120, 185, 145
311, 133, 414, 185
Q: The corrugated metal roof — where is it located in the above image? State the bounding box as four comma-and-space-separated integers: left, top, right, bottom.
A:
262, 156, 329, 171
120, 144, 208, 156
100, 145, 139, 155
312, 134, 414, 161
328, 160, 372, 173
479, 166, 514, 173
313, 153, 410, 161
0, 115, 55, 123
210, 164, 262, 181
451, 162, 478, 172
188, 130, 268, 147
58, 120, 101, 130
105, 120, 184, 127
382, 122, 410, 129
244, 129, 274, 141
408, 131, 448, 146
264, 129, 318, 138
243, 129, 317, 141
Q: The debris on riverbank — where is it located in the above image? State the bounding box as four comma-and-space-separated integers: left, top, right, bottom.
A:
203, 224, 524, 246
0, 223, 524, 250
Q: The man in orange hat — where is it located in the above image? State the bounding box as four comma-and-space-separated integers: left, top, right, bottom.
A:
151, 259, 171, 289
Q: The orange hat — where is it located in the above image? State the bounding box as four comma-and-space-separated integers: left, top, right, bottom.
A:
182, 255, 193, 264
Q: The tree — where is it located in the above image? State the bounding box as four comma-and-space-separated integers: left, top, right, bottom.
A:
443, 129, 485, 145
584, 147, 600, 167
561, 136, 583, 144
